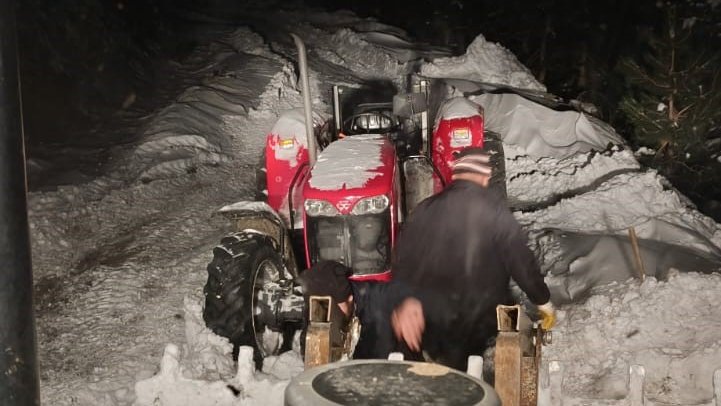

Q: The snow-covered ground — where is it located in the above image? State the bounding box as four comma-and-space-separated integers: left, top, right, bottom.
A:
28, 4, 721, 406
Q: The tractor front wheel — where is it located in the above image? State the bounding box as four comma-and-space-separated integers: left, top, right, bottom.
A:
203, 232, 302, 367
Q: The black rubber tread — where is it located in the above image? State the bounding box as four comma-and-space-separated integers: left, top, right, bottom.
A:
255, 148, 267, 202
484, 131, 507, 199
202, 232, 284, 362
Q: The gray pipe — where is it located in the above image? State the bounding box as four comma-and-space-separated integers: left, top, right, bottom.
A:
0, 1, 41, 405
290, 33, 317, 167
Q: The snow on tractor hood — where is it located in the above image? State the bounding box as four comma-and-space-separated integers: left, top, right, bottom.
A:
306, 134, 394, 197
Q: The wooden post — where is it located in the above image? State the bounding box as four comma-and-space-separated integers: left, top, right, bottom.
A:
495, 305, 540, 406
628, 227, 646, 282
495, 332, 523, 405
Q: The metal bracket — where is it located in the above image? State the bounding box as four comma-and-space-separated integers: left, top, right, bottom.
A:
305, 296, 333, 368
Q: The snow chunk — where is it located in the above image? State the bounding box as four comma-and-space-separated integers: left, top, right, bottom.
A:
420, 34, 545, 91
134, 344, 238, 406
634, 146, 656, 156
219, 201, 276, 215
474, 93, 624, 159
135, 300, 294, 406
309, 134, 384, 190
269, 108, 328, 167
269, 108, 326, 148
181, 297, 235, 381
433, 97, 482, 130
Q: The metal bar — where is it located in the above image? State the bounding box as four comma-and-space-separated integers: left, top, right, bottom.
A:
308, 296, 332, 323
290, 34, 317, 167
419, 80, 429, 155
0, 1, 41, 404
332, 85, 342, 136
305, 296, 332, 368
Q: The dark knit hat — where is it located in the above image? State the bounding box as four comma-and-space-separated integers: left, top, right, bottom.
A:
452, 147, 492, 177
299, 260, 353, 303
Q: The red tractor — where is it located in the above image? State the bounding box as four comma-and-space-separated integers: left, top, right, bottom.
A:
202, 35, 503, 365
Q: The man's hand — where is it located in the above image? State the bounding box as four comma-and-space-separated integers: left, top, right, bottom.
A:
391, 297, 425, 352
538, 301, 556, 331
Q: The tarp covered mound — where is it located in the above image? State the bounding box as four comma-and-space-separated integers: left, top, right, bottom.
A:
472, 93, 625, 159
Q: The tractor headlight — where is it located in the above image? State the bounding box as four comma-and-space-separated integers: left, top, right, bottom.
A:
351, 195, 389, 215
304, 199, 339, 217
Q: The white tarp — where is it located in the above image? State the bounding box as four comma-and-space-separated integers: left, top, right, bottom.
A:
473, 93, 624, 159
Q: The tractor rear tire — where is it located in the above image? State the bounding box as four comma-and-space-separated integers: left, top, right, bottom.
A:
484, 131, 506, 199
203, 232, 297, 367
255, 149, 267, 201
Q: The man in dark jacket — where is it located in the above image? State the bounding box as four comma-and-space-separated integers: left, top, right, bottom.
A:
390, 147, 555, 371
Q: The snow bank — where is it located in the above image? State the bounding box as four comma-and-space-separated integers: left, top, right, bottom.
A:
517, 171, 721, 255
127, 27, 289, 182
545, 272, 721, 404
420, 34, 546, 92
505, 144, 640, 207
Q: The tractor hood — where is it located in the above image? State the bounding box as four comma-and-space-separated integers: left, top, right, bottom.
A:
304, 134, 396, 215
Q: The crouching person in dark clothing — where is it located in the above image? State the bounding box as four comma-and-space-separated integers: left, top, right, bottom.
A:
390, 147, 556, 372
298, 260, 399, 360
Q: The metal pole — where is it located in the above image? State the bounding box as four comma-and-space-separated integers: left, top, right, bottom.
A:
290, 33, 317, 167
332, 85, 342, 137
0, 0, 41, 404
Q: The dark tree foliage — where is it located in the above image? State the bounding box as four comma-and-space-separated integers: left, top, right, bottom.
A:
619, 1, 721, 218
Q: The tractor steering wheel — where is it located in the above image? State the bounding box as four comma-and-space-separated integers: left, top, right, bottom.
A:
343, 112, 398, 136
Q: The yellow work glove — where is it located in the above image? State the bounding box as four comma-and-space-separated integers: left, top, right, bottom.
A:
538, 301, 556, 331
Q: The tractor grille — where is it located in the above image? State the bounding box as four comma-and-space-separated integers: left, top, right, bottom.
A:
307, 211, 391, 276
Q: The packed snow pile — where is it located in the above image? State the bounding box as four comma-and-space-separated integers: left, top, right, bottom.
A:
420, 34, 546, 92
545, 272, 721, 405
516, 171, 721, 254
504, 144, 641, 206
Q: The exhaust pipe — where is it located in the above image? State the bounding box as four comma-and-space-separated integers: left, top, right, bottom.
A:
290, 34, 317, 167
332, 85, 342, 137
